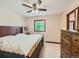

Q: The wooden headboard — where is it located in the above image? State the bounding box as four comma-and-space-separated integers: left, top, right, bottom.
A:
0, 26, 23, 37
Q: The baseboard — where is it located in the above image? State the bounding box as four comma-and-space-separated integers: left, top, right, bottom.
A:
45, 41, 61, 44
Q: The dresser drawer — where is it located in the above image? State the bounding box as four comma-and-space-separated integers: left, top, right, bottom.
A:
61, 41, 70, 55
72, 45, 79, 57
61, 31, 71, 42
72, 35, 79, 47
62, 38, 70, 47
61, 49, 71, 58
61, 45, 70, 52
61, 40, 71, 58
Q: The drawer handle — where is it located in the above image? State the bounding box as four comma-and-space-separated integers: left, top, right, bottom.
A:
66, 35, 70, 37
66, 53, 69, 55
75, 39, 78, 41
66, 43, 69, 46
74, 52, 78, 54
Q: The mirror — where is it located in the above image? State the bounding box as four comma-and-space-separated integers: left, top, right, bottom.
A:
67, 7, 79, 31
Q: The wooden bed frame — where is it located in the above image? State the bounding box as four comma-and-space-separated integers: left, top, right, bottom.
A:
0, 26, 44, 58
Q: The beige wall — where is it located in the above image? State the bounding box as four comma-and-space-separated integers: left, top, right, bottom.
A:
0, 5, 26, 26
61, 0, 79, 30
23, 15, 62, 42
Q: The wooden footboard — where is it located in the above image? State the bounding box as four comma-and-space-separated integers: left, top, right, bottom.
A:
26, 36, 44, 58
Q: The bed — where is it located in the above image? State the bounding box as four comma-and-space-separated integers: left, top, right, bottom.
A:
0, 26, 44, 58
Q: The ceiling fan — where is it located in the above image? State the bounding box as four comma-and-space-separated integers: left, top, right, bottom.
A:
22, 0, 47, 13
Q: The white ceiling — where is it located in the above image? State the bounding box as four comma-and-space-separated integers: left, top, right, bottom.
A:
0, 0, 74, 17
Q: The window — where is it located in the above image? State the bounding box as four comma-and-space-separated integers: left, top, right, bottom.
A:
34, 20, 46, 32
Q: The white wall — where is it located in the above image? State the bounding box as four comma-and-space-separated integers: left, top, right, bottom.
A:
61, 0, 79, 30
23, 15, 62, 42
0, 5, 25, 26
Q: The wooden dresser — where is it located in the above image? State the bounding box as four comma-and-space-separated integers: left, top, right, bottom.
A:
61, 30, 79, 58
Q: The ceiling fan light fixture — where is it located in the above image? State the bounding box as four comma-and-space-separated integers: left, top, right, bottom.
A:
32, 9, 38, 14
37, 4, 39, 8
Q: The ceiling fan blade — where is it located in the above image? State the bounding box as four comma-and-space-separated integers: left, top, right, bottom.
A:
22, 4, 32, 8
38, 8, 47, 11
27, 10, 32, 13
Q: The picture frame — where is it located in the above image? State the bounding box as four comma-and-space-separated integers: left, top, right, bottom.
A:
34, 20, 46, 32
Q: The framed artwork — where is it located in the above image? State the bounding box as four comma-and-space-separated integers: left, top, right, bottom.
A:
34, 20, 46, 32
